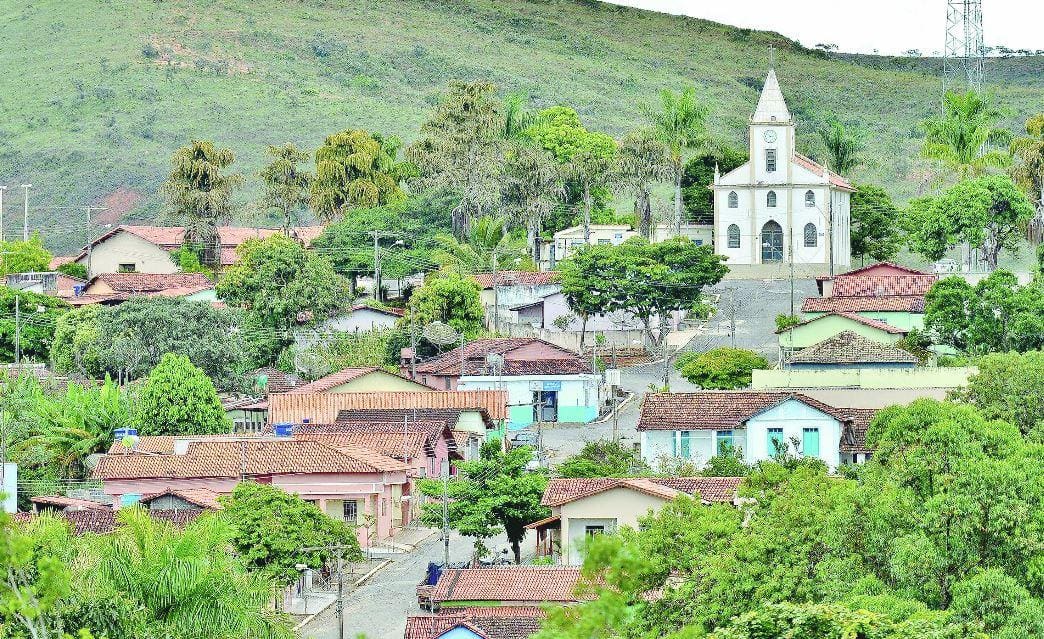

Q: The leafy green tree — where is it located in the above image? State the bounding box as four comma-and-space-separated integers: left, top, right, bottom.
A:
217, 234, 348, 337
310, 130, 406, 223
616, 131, 671, 238
557, 440, 649, 478
219, 482, 361, 586
850, 184, 901, 264
1011, 114, 1044, 241
431, 215, 533, 275
56, 261, 88, 281
922, 90, 1012, 180
259, 142, 312, 234
400, 272, 485, 340
774, 313, 801, 332
818, 118, 866, 175
50, 305, 102, 377
419, 441, 548, 563
0, 234, 53, 275
905, 174, 1035, 270
680, 147, 747, 226
956, 351, 1044, 436
0, 287, 67, 363
645, 88, 709, 234
925, 271, 1044, 354
168, 245, 215, 279
702, 443, 751, 477
163, 140, 243, 267
706, 602, 959, 639
675, 347, 767, 389
136, 353, 230, 435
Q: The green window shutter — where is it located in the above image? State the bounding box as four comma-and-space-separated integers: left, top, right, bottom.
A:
803, 428, 820, 457
680, 431, 691, 458
767, 428, 784, 456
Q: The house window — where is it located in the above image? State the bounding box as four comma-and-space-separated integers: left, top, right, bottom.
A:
694, 239, 703, 246
727, 224, 741, 249
805, 190, 816, 207
444, 377, 452, 390
613, 233, 623, 240
803, 428, 820, 457
585, 525, 605, 536
343, 500, 358, 523
727, 191, 738, 208
679, 431, 692, 458
765, 149, 776, 172
716, 430, 734, 454
804, 223, 817, 247
766, 190, 777, 207
767, 428, 785, 456
597, 239, 611, 245
117, 263, 136, 273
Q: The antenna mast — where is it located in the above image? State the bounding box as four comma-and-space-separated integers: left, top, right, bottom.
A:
943, 0, 985, 92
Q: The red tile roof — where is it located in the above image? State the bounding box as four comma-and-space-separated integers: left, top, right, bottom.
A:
267, 390, 509, 423
541, 477, 742, 506
802, 296, 926, 313
94, 272, 213, 293
405, 608, 546, 639
288, 368, 387, 393
49, 256, 76, 269
830, 274, 937, 298
415, 339, 589, 376
139, 488, 224, 510
472, 271, 560, 289
14, 508, 203, 535
836, 262, 932, 277
30, 495, 110, 510
776, 312, 907, 335
840, 408, 880, 454
787, 331, 919, 365
792, 152, 854, 191
249, 367, 303, 395
637, 391, 854, 431
289, 420, 458, 460
431, 567, 583, 604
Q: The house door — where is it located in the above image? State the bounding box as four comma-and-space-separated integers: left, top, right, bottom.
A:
761, 221, 784, 263
533, 390, 558, 422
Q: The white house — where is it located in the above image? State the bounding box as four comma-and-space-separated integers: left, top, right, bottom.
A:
712, 69, 853, 269
294, 304, 404, 350
637, 391, 876, 470
540, 224, 713, 270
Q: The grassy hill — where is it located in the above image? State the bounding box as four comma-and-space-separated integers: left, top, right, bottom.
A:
1, 0, 1041, 253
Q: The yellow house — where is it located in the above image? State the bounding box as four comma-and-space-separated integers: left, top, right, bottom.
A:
777, 312, 908, 354
289, 367, 432, 394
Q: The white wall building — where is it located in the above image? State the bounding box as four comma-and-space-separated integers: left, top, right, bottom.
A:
712, 69, 853, 269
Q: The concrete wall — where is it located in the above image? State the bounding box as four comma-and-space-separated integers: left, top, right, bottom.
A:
779, 315, 903, 350
331, 371, 431, 393
743, 401, 841, 469
294, 310, 399, 349
559, 487, 668, 565
752, 367, 975, 390
639, 428, 745, 469
77, 231, 177, 278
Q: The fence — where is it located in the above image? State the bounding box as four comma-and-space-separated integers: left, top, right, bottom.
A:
268, 390, 509, 424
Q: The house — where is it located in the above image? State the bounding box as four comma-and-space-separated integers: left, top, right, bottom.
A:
30, 494, 111, 514
712, 68, 853, 270
138, 488, 224, 512
471, 271, 561, 330
6, 272, 86, 297
290, 367, 433, 394
777, 312, 907, 355
528, 476, 742, 565
14, 508, 203, 535
294, 304, 406, 350
507, 291, 680, 348
224, 368, 305, 434
839, 408, 878, 465
325, 407, 492, 461
430, 566, 583, 610
94, 434, 411, 544
406, 338, 600, 429
803, 262, 937, 330
785, 331, 918, 369
73, 224, 325, 278
65, 272, 217, 306
405, 607, 546, 639
637, 392, 877, 470
538, 224, 713, 270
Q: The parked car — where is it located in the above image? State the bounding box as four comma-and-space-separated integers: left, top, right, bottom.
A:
510, 430, 539, 448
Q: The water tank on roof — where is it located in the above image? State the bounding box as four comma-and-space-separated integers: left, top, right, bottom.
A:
114, 427, 138, 448
73, 284, 86, 297
274, 423, 293, 437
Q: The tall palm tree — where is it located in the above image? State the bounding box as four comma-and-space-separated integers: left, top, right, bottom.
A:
258, 143, 312, 235
922, 90, 1012, 180
615, 131, 670, 239
819, 119, 865, 175
644, 88, 709, 235
431, 216, 532, 274
567, 135, 617, 244
1011, 114, 1044, 241
163, 140, 243, 267
501, 143, 565, 263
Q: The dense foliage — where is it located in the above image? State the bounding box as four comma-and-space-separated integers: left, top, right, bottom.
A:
850, 183, 901, 263
400, 271, 485, 342
0, 286, 67, 363
956, 350, 1044, 436
674, 347, 767, 389
680, 148, 747, 224
0, 235, 53, 275
557, 440, 649, 478
136, 353, 230, 435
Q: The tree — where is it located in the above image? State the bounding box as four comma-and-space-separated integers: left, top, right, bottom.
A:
163, 140, 242, 266
850, 184, 901, 264
922, 90, 1012, 180
310, 130, 407, 222
431, 215, 532, 274
1011, 114, 1044, 241
407, 81, 504, 236
219, 482, 361, 585
419, 441, 548, 563
217, 234, 348, 337
675, 347, 767, 389
706, 602, 959, 639
0, 287, 67, 363
0, 233, 52, 275
956, 351, 1044, 436
644, 88, 709, 234
925, 271, 1044, 354
616, 132, 670, 238
259, 142, 311, 234
401, 272, 485, 341
50, 305, 102, 377
680, 147, 747, 227
818, 118, 865, 175
557, 440, 649, 478
905, 175, 1035, 270
55, 261, 88, 281
136, 353, 230, 435
501, 142, 565, 261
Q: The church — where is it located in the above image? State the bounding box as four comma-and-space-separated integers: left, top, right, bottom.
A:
712, 69, 853, 271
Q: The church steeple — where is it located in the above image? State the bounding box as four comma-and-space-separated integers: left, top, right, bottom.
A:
751, 68, 792, 124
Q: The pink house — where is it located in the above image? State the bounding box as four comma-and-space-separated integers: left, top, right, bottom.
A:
94, 435, 411, 545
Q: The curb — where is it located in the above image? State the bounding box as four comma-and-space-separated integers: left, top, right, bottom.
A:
591, 392, 636, 424
291, 559, 392, 632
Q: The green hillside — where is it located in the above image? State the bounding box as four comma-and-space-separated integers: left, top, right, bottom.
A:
1, 0, 1041, 252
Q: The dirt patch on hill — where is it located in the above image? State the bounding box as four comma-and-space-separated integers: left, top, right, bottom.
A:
92, 187, 143, 224
146, 37, 251, 75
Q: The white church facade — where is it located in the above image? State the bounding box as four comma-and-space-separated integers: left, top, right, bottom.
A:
712, 69, 854, 269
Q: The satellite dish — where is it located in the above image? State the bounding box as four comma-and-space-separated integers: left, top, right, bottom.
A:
422, 321, 459, 347
485, 352, 504, 374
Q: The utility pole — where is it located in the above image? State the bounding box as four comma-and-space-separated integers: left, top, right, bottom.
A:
409, 313, 418, 379
0, 186, 6, 243
491, 248, 499, 335
727, 287, 737, 348
14, 296, 20, 366
441, 463, 450, 567
788, 226, 795, 317
371, 231, 381, 301
298, 544, 355, 639
84, 206, 106, 278
19, 184, 31, 241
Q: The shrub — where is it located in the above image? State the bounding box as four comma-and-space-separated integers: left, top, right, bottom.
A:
675, 347, 767, 389
137, 353, 230, 435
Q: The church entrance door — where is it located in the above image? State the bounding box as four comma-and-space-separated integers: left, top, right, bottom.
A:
761, 221, 784, 263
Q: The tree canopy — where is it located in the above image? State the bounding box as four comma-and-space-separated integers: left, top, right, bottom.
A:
0, 234, 52, 275
557, 440, 649, 479
136, 353, 230, 435
163, 140, 242, 266
310, 129, 407, 222
680, 147, 747, 226
850, 183, 901, 264
674, 347, 768, 389
922, 90, 1012, 180
645, 88, 709, 234
0, 286, 67, 363
259, 142, 311, 233
400, 271, 485, 341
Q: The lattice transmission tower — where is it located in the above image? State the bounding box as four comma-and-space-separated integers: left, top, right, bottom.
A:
943, 0, 985, 91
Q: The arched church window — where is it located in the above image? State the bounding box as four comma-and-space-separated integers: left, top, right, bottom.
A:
804, 222, 817, 247
727, 191, 738, 208
727, 224, 741, 249
766, 191, 777, 207
805, 190, 816, 207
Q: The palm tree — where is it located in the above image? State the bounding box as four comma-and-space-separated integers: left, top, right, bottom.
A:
819, 119, 865, 175
567, 136, 617, 244
615, 131, 670, 239
431, 216, 532, 274
259, 143, 312, 235
922, 90, 1012, 180
501, 143, 565, 263
644, 88, 709, 235
163, 140, 243, 267
1011, 114, 1044, 241
311, 129, 408, 223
